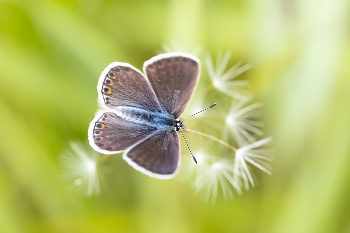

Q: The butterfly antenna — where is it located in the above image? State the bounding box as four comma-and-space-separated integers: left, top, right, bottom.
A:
181, 103, 217, 122
179, 129, 197, 164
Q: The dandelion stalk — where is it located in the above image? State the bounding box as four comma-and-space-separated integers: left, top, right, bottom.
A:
184, 128, 238, 152
97, 154, 111, 165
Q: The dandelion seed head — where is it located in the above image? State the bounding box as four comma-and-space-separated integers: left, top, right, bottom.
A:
161, 48, 273, 203
60, 141, 103, 197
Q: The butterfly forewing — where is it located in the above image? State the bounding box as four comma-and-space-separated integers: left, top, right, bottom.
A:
123, 131, 180, 179
89, 112, 157, 154
143, 53, 200, 118
99, 62, 162, 112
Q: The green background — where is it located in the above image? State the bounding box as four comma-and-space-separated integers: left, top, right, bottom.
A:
1, 0, 350, 232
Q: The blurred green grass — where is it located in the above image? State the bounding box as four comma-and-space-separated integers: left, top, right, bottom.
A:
1, 0, 350, 232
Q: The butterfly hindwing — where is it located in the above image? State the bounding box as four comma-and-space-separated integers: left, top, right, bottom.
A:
143, 52, 200, 118
123, 130, 180, 179
98, 62, 162, 112
88, 112, 157, 154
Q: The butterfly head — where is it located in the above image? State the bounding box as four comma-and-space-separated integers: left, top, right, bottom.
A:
174, 119, 186, 131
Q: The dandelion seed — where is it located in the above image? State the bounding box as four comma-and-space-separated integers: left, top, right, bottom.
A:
224, 95, 264, 146
205, 51, 252, 99
60, 141, 103, 197
193, 158, 240, 204
233, 137, 273, 191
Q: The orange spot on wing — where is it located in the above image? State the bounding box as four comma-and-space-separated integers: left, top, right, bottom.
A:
109, 82, 114, 86
157, 65, 164, 69
99, 131, 103, 134
101, 124, 105, 128
107, 89, 112, 94
111, 76, 116, 79
100, 136, 104, 140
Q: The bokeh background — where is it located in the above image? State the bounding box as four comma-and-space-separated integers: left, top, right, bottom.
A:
1, 0, 350, 232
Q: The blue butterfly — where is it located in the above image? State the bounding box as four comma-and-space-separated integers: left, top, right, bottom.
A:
88, 52, 212, 179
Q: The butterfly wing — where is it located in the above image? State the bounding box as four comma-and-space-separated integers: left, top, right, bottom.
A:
88, 112, 157, 154
98, 62, 162, 112
123, 130, 180, 179
143, 52, 200, 118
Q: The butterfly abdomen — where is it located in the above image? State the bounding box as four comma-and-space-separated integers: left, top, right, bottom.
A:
115, 106, 174, 131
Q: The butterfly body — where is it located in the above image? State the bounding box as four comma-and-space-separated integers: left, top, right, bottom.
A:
88, 52, 200, 179
114, 106, 175, 131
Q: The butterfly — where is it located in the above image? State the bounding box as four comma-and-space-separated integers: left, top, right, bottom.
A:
88, 52, 206, 179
